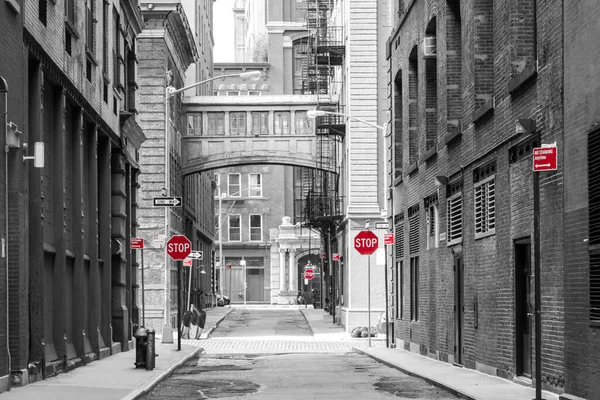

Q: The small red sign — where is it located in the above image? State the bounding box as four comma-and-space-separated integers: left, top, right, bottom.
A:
354, 230, 379, 255
183, 258, 193, 267
320, 253, 327, 259
304, 269, 315, 280
533, 146, 557, 171
130, 238, 144, 249
226, 264, 232, 269
332, 253, 340, 261
166, 235, 191, 260
384, 233, 394, 245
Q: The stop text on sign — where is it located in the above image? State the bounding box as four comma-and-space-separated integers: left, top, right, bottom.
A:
167, 243, 190, 252
355, 237, 378, 247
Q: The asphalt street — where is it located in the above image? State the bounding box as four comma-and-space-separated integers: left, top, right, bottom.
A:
141, 309, 461, 399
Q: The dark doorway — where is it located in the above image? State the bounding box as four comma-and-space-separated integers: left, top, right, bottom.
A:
515, 239, 532, 377
454, 255, 464, 365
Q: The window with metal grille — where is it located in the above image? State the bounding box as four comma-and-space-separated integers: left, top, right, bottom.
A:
187, 113, 202, 136
228, 174, 241, 197
394, 213, 404, 260
230, 112, 246, 135
425, 195, 438, 249
410, 256, 419, 321
249, 215, 262, 241
447, 192, 463, 245
474, 175, 496, 238
228, 214, 241, 242
249, 173, 262, 197
588, 128, 600, 323
408, 205, 419, 255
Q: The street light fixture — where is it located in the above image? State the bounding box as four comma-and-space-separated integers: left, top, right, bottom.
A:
161, 70, 262, 341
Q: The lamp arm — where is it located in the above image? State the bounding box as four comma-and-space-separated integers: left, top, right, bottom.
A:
167, 73, 248, 97
322, 111, 386, 131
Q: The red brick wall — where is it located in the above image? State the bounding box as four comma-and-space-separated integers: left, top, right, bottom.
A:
564, 0, 600, 398
389, 0, 565, 393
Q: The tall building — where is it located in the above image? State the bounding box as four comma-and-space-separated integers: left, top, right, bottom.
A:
1, 0, 146, 391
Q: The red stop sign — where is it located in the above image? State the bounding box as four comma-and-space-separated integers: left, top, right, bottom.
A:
304, 269, 315, 280
166, 235, 191, 260
354, 230, 379, 255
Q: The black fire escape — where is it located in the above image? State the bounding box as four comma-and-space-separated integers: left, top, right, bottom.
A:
296, 0, 346, 232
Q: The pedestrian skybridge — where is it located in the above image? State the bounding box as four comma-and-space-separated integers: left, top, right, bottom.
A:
181, 94, 338, 175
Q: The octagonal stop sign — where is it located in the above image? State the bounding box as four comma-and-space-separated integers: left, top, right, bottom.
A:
304, 269, 315, 280
354, 230, 379, 255
166, 235, 192, 260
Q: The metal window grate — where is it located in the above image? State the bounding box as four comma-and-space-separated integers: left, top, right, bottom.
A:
394, 213, 404, 259
474, 176, 495, 236
447, 192, 462, 244
409, 205, 420, 255
588, 128, 600, 321
590, 252, 600, 321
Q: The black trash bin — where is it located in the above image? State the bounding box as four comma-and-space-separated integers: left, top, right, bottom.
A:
134, 327, 148, 369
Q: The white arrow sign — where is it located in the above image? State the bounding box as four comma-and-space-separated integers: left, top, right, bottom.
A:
153, 197, 182, 207
188, 251, 203, 260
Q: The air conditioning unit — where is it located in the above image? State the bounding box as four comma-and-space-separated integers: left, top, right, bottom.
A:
423, 36, 437, 57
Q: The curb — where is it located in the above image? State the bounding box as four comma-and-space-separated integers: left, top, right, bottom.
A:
200, 308, 235, 339
298, 309, 316, 336
353, 347, 475, 400
122, 347, 203, 400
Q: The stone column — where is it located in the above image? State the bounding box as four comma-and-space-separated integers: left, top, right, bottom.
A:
279, 249, 287, 292
289, 248, 296, 292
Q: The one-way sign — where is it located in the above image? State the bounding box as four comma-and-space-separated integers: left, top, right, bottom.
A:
153, 197, 182, 207
188, 251, 203, 260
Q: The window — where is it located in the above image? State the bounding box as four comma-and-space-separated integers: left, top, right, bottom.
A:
65, 0, 75, 25
274, 112, 290, 134
396, 260, 404, 319
249, 215, 262, 241
588, 128, 600, 323
187, 113, 202, 136
474, 176, 496, 238
227, 91, 240, 96
249, 173, 262, 197
102, 0, 109, 72
295, 111, 313, 134
248, 91, 261, 96
207, 112, 225, 135
252, 112, 269, 135
39, 0, 47, 25
293, 40, 309, 94
447, 192, 463, 245
230, 112, 246, 135
227, 174, 241, 197
426, 195, 439, 249
410, 257, 419, 321
228, 214, 241, 242
86, 0, 95, 54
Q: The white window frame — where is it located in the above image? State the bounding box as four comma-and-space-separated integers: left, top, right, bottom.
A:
228, 214, 241, 242
228, 173, 241, 197
249, 173, 262, 197
474, 175, 496, 239
447, 192, 463, 246
426, 201, 439, 249
249, 214, 263, 242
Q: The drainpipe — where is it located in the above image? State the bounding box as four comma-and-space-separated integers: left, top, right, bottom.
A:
1, 76, 11, 391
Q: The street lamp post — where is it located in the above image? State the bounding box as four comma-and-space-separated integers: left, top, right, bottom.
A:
162, 70, 261, 341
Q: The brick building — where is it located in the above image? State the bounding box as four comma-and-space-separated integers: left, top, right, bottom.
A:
388, 0, 565, 393
137, 0, 216, 337
0, 0, 147, 392
563, 1, 600, 399
0, 0, 25, 392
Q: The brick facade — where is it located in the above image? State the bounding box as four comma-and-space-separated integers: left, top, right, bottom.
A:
563, 1, 600, 399
389, 0, 565, 393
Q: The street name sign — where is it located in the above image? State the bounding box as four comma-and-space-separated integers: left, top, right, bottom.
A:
374, 221, 390, 230
153, 197, 182, 207
166, 235, 191, 260
533, 146, 557, 171
188, 251, 203, 260
354, 230, 379, 255
130, 238, 144, 249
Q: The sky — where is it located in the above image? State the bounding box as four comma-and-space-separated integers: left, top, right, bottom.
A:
213, 0, 235, 62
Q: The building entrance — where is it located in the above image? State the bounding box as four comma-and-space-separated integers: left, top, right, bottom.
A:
515, 239, 532, 377
454, 255, 464, 365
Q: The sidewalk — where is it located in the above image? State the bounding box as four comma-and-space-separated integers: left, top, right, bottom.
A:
300, 307, 386, 343
355, 346, 560, 400
0, 306, 234, 400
